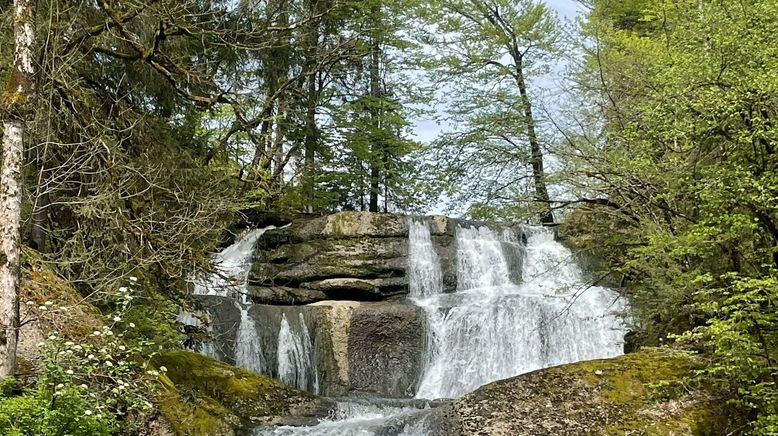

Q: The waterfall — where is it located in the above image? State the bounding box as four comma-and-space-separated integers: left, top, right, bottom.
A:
193, 227, 271, 301
188, 225, 323, 396
252, 217, 628, 435
412, 223, 626, 399
277, 313, 319, 393
455, 225, 513, 290
189, 227, 271, 371
235, 302, 266, 373
407, 220, 443, 298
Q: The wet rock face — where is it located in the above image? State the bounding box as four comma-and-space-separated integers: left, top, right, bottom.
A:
195, 296, 426, 398
347, 303, 426, 397
248, 212, 469, 303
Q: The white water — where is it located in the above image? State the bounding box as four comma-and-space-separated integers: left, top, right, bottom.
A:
253, 400, 434, 436
188, 228, 271, 374
235, 302, 266, 373
412, 224, 626, 399
277, 313, 319, 393
193, 227, 271, 301
408, 220, 443, 298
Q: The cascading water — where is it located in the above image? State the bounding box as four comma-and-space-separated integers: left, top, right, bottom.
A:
235, 302, 266, 373
411, 223, 626, 399
408, 220, 443, 298
186, 228, 272, 372
245, 217, 627, 435
193, 227, 270, 300
184, 225, 321, 393
277, 313, 319, 393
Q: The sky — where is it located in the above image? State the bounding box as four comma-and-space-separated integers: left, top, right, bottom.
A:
411, 0, 585, 144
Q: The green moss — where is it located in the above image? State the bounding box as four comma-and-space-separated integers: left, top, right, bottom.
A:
152, 350, 329, 434
21, 250, 104, 341
156, 374, 235, 436
457, 349, 729, 434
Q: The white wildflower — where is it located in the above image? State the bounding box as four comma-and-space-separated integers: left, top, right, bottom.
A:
113, 316, 121, 322
159, 366, 168, 373
129, 277, 138, 282
65, 369, 74, 375
55, 384, 64, 389
128, 322, 136, 328
118, 286, 128, 293
84, 410, 93, 416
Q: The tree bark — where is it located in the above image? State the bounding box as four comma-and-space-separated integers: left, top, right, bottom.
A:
368, 4, 382, 213
302, 0, 319, 213
513, 54, 554, 224
0, 0, 36, 378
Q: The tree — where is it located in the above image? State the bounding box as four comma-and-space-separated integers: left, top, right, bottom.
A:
418, 0, 559, 223
0, 0, 36, 377
558, 0, 778, 431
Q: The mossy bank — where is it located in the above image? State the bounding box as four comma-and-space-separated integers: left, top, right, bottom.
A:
152, 351, 333, 435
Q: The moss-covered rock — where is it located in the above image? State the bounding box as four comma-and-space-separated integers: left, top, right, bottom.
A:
448, 349, 731, 435
152, 350, 333, 435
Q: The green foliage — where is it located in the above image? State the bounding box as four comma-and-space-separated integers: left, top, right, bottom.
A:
681, 274, 778, 434
561, 0, 778, 431
0, 280, 166, 435
0, 325, 156, 435
413, 0, 560, 220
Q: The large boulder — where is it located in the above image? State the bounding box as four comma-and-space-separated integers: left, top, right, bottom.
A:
347, 302, 426, 397
251, 237, 408, 290
436, 349, 728, 435
250, 213, 413, 303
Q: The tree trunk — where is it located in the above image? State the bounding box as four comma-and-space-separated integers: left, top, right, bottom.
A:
272, 0, 290, 186
0, 0, 36, 378
303, 72, 317, 213
514, 56, 553, 224
368, 5, 382, 213
302, 0, 319, 213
